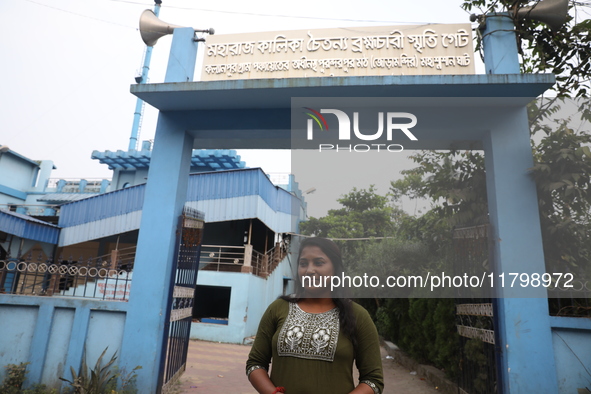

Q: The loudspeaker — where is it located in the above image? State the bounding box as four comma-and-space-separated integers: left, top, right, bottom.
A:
139, 9, 184, 47
515, 0, 569, 30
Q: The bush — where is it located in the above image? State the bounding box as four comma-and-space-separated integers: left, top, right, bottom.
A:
372, 298, 460, 379
60, 347, 140, 394
0, 362, 57, 394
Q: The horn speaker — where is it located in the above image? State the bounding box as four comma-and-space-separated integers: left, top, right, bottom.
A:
514, 0, 569, 30
139, 9, 185, 46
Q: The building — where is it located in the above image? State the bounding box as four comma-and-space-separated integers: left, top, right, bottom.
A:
1, 144, 305, 345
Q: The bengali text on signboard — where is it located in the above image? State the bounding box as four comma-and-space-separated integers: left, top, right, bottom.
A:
201, 24, 475, 80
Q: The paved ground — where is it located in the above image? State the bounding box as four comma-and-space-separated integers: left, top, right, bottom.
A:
179, 340, 441, 393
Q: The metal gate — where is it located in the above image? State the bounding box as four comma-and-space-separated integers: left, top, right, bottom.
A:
453, 224, 502, 394
160, 206, 204, 393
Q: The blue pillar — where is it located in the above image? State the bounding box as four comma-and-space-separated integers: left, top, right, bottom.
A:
26, 304, 54, 385
482, 14, 558, 393
119, 27, 198, 394
482, 13, 520, 74
63, 307, 91, 383
100, 179, 109, 193
78, 179, 87, 193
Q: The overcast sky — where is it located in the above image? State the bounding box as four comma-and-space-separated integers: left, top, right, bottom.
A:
1, 0, 484, 217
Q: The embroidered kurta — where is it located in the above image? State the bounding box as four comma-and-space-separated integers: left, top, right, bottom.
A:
246, 299, 384, 393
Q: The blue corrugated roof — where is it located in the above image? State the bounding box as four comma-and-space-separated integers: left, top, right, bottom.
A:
58, 168, 298, 228
58, 184, 145, 227
187, 168, 293, 214
0, 209, 60, 244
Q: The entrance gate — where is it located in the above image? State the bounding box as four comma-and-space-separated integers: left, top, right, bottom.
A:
160, 206, 204, 393
120, 13, 564, 393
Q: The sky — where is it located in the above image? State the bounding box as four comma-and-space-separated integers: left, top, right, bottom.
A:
1, 0, 485, 217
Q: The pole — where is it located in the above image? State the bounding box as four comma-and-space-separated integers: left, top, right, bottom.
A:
128, 3, 162, 151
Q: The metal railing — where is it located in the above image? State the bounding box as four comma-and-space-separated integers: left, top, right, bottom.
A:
46, 178, 110, 193
1, 204, 60, 216
0, 247, 136, 301
199, 245, 246, 272
0, 241, 289, 299
200, 242, 288, 278
251, 242, 288, 278
548, 280, 591, 317
266, 172, 290, 186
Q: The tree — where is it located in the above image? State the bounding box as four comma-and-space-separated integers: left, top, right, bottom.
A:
391, 0, 591, 279
462, 0, 591, 98
300, 185, 398, 239
390, 150, 489, 228
300, 185, 403, 269
393, 100, 591, 280
529, 103, 591, 277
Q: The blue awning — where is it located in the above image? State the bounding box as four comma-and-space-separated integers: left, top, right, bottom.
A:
91, 149, 246, 171
0, 210, 60, 245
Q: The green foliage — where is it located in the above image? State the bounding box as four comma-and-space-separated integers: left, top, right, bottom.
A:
21, 385, 58, 394
104, 365, 142, 394
348, 237, 439, 299
460, 5, 591, 274
463, 339, 490, 394
60, 348, 141, 394
390, 100, 591, 280
529, 104, 591, 276
461, 0, 591, 98
1, 362, 29, 392
300, 185, 399, 239
391, 150, 489, 228
375, 298, 460, 379
0, 362, 57, 394
353, 237, 431, 273
300, 185, 403, 261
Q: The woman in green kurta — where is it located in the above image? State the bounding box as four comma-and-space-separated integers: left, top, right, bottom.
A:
246, 237, 384, 394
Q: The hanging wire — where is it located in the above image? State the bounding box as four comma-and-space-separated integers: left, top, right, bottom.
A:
22, 0, 136, 29
108, 0, 435, 24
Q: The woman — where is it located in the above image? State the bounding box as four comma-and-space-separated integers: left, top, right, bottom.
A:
246, 237, 384, 394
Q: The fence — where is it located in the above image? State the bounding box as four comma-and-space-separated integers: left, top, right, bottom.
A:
0, 247, 136, 301
0, 242, 289, 301
453, 224, 500, 394
46, 178, 110, 193
548, 280, 591, 317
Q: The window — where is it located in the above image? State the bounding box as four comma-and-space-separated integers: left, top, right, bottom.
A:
193, 285, 231, 325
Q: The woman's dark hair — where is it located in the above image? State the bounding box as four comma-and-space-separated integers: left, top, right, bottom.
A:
280, 237, 357, 350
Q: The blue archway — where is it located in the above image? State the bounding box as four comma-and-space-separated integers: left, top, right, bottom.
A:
120, 17, 563, 393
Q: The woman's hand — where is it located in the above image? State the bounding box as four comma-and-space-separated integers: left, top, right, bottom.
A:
248, 368, 279, 394
348, 382, 377, 394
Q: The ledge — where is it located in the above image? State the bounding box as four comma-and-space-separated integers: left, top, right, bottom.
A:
131, 74, 555, 111
549, 316, 591, 330
0, 293, 130, 312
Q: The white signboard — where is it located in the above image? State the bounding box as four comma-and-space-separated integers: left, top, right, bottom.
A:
201, 24, 474, 81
